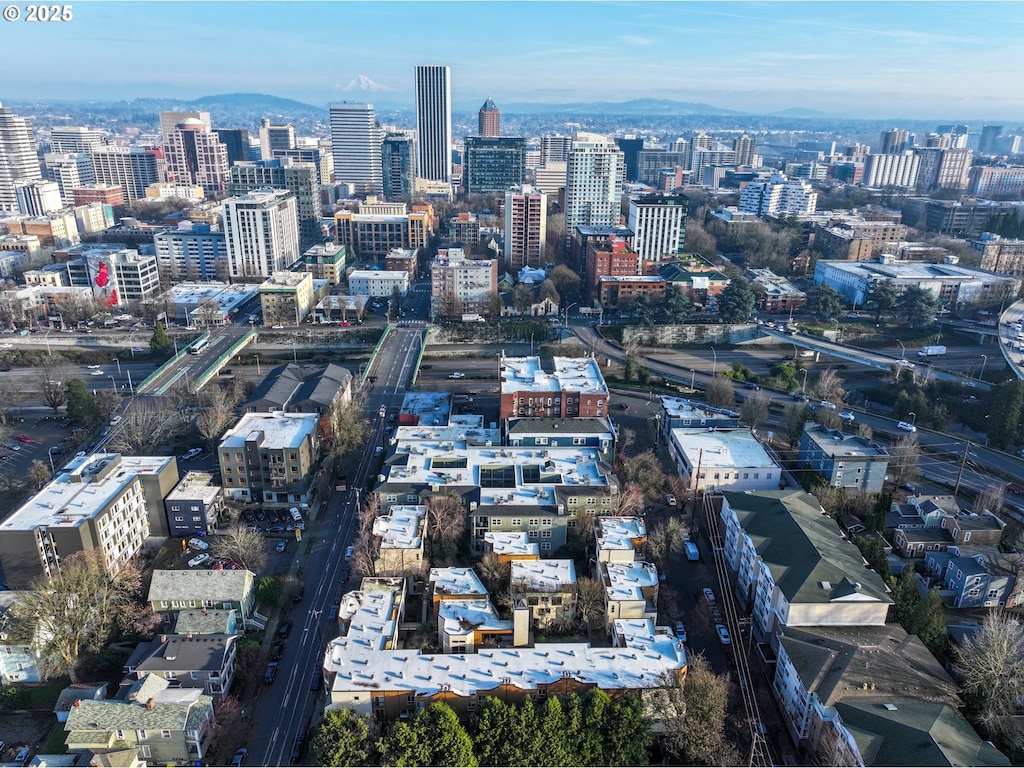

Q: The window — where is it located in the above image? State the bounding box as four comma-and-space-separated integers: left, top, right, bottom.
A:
491, 518, 502, 527
529, 518, 539, 527
138, 730, 148, 740
165, 671, 177, 680
541, 530, 552, 539
161, 730, 172, 739
190, 671, 198, 680
542, 518, 552, 526
406, 695, 415, 705
535, 437, 548, 445
115, 730, 124, 740
171, 505, 180, 512
511, 518, 521, 526
540, 542, 551, 551
964, 532, 971, 542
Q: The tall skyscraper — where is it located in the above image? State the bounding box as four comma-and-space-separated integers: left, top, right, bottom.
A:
15, 180, 62, 216
733, 134, 757, 166
382, 132, 416, 202
49, 127, 105, 153
159, 111, 211, 141
463, 137, 525, 193
504, 185, 547, 271
45, 152, 94, 205
414, 65, 452, 184
0, 103, 42, 214
564, 132, 625, 246
615, 136, 644, 183
163, 118, 230, 194
259, 119, 296, 160
89, 146, 160, 204
978, 125, 1003, 155
540, 135, 573, 165
222, 189, 300, 280
879, 128, 910, 154
478, 98, 500, 137
214, 129, 252, 166
627, 193, 688, 261
227, 158, 323, 250
329, 102, 384, 195
691, 131, 714, 151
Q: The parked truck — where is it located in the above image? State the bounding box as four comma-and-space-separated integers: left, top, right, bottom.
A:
918, 345, 947, 357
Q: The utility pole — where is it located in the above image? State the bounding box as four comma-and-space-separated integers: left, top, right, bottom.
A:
953, 440, 970, 497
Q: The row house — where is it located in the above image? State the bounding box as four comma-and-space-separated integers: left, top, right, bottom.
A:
499, 355, 609, 421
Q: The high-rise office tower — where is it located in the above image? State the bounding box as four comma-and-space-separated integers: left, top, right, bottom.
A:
272, 147, 330, 186
163, 119, 230, 194
478, 98, 500, 137
329, 102, 384, 195
49, 127, 105, 153
222, 189, 300, 279
15, 180, 62, 216
414, 65, 452, 184
215, 129, 252, 166
259, 119, 296, 160
159, 111, 211, 141
89, 146, 160, 204
463, 137, 525, 193
879, 128, 910, 154
862, 152, 920, 189
382, 132, 416, 202
564, 132, 624, 246
45, 152, 94, 205
0, 103, 42, 214
978, 125, 1003, 155
733, 134, 756, 166
627, 192, 688, 261
541, 135, 573, 165
615, 136, 644, 183
227, 158, 323, 250
504, 185, 547, 271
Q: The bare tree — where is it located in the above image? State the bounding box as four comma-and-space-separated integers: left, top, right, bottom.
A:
575, 576, 605, 628
856, 422, 874, 440
614, 485, 645, 517
974, 483, 1006, 516
350, 532, 379, 579
646, 518, 689, 566
618, 450, 665, 501
780, 403, 812, 449
0, 378, 25, 425
955, 611, 1024, 752
27, 459, 51, 488
704, 375, 735, 409
195, 385, 235, 449
739, 391, 770, 430
108, 399, 182, 453
477, 552, 510, 593
813, 367, 845, 405
425, 494, 466, 558
211, 524, 268, 574
815, 406, 842, 430
195, 298, 223, 327
9, 550, 142, 683
323, 397, 370, 459
39, 356, 72, 413
889, 436, 921, 486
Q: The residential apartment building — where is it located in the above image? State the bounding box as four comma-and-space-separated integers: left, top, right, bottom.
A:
814, 219, 909, 261
13, 179, 60, 216
0, 453, 178, 589
430, 248, 498, 316
925, 546, 1020, 609
636, 149, 691, 186
498, 355, 609, 420
372, 505, 426, 576
50, 127, 105, 153
242, 362, 352, 415
0, 103, 42, 214
564, 132, 625, 245
968, 232, 1024, 278
65, 245, 161, 305
902, 197, 1020, 236
915, 146, 973, 191
968, 165, 1024, 197
218, 412, 321, 505
154, 224, 227, 282
462, 136, 525, 193
627, 193, 688, 261
148, 569, 258, 629
594, 516, 647, 564
329, 102, 384, 195
72, 183, 125, 207
504, 417, 615, 454
597, 275, 668, 309
584, 235, 640, 300
382, 132, 416, 202
126, 633, 237, 698
504, 185, 547, 271
44, 152, 94, 206
222, 189, 300, 280
657, 396, 739, 439
738, 175, 817, 218
598, 559, 659, 628
226, 159, 323, 250
163, 118, 230, 194
668, 429, 781, 493
510, 559, 577, 629
301, 241, 350, 285
799, 425, 889, 492
717, 490, 892, 642
258, 270, 319, 325
414, 65, 453, 184
748, 268, 806, 313
348, 269, 409, 298
74, 201, 115, 234
164, 471, 222, 538
861, 152, 920, 189
333, 207, 430, 261
89, 146, 160, 204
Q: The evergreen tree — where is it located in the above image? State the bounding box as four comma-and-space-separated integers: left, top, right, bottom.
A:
604, 695, 652, 766
864, 279, 898, 321
717, 278, 756, 322
804, 283, 843, 321
65, 378, 102, 427
987, 379, 1024, 449
900, 285, 939, 327
150, 321, 172, 355
908, 588, 947, 655
309, 708, 371, 767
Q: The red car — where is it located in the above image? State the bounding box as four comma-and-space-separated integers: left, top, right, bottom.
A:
17, 435, 30, 443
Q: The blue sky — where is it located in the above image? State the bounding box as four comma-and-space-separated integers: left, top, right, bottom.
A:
3, 1, 1024, 119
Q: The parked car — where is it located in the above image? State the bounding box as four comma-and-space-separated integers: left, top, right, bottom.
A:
293, 585, 305, 603
744, 382, 760, 390
270, 642, 285, 661
839, 411, 856, 423
716, 624, 732, 645
702, 587, 717, 607
291, 735, 305, 763
819, 401, 838, 410
901, 483, 917, 494
187, 553, 210, 568
17, 434, 31, 443
109, 416, 122, 425
180, 447, 203, 461
345, 544, 354, 561
278, 621, 292, 639
276, 540, 287, 553
267, 525, 286, 534
897, 421, 918, 432
187, 537, 209, 551
374, 446, 384, 456
231, 748, 248, 767
263, 662, 279, 684
674, 621, 687, 643
310, 671, 322, 691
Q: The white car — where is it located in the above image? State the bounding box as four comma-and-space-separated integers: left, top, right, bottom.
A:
896, 359, 916, 369
839, 411, 856, 422
187, 553, 210, 568
272, 324, 284, 329
180, 448, 203, 461
110, 416, 122, 425
897, 421, 918, 432
187, 537, 209, 551
819, 401, 838, 410
90, 370, 104, 376
87, 364, 102, 369
448, 372, 465, 379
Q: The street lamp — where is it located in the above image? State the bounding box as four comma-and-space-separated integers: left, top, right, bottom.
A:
979, 354, 988, 382
801, 368, 809, 393
254, 354, 261, 376
47, 446, 59, 476
564, 302, 578, 329
112, 358, 121, 376
908, 411, 917, 426
109, 375, 117, 391
690, 368, 695, 394
127, 369, 134, 394
711, 345, 717, 376
832, 319, 840, 340
897, 339, 906, 360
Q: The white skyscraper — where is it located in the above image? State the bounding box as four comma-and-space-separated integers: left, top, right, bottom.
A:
0, 103, 42, 214
414, 65, 452, 184
627, 193, 688, 261
222, 189, 300, 280
564, 132, 624, 240
45, 152, 94, 205
49, 127, 105, 153
329, 103, 384, 195
16, 180, 62, 215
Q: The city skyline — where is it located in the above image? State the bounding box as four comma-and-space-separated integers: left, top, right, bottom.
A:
3, 1, 1024, 120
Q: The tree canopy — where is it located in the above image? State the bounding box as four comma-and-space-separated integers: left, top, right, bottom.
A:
717, 278, 756, 322
150, 322, 172, 355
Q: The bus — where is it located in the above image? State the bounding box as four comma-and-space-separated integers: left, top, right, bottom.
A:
189, 337, 209, 355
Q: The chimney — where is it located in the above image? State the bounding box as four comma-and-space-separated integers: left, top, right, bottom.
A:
146, 699, 155, 709
74, 699, 81, 707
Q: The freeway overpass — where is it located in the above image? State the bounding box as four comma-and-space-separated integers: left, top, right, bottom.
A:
136, 325, 256, 395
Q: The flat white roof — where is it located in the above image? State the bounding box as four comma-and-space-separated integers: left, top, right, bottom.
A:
429, 567, 487, 598
165, 471, 221, 506
511, 559, 576, 591
500, 355, 608, 396
349, 270, 409, 280
372, 505, 425, 550
438, 598, 512, 636
161, 282, 257, 311
604, 561, 659, 600
393, 423, 501, 447
596, 516, 646, 552
220, 412, 318, 450
659, 395, 738, 421
4, 453, 173, 531
484, 531, 540, 558
670, 428, 779, 470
